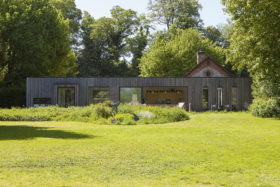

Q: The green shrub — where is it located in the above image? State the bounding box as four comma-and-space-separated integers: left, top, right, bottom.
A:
103, 100, 114, 107
111, 113, 136, 125
250, 97, 280, 118
0, 103, 190, 124
94, 103, 115, 119
0, 86, 25, 108
119, 104, 190, 124
0, 108, 51, 121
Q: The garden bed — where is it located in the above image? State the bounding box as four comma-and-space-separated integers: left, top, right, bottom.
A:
0, 102, 189, 125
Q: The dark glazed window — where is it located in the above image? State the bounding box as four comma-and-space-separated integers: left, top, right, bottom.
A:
202, 87, 209, 110
120, 88, 142, 104
217, 88, 223, 109
89, 87, 110, 104
33, 98, 51, 107
205, 70, 212, 77
232, 87, 237, 110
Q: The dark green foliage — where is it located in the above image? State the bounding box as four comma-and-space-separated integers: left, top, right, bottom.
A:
78, 7, 150, 77
0, 0, 77, 86
0, 85, 25, 108
0, 0, 78, 108
250, 98, 280, 118
50, 0, 82, 51
202, 26, 224, 47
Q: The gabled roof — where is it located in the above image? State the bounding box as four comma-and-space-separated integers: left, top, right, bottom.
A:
184, 56, 233, 78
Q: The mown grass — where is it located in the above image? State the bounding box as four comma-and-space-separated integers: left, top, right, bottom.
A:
0, 112, 280, 186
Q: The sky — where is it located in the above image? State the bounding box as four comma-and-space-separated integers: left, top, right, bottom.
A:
75, 0, 230, 28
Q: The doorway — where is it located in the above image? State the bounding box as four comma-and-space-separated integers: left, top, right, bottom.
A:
57, 87, 75, 107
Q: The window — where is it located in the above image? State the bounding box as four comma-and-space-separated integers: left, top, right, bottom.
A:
57, 87, 75, 107
143, 87, 186, 105
202, 87, 209, 110
217, 88, 223, 109
232, 87, 237, 110
120, 88, 142, 104
205, 70, 212, 77
33, 98, 51, 107
89, 87, 110, 104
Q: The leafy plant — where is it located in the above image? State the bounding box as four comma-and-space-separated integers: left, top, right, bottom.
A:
0, 103, 190, 124
250, 98, 280, 118
111, 113, 136, 125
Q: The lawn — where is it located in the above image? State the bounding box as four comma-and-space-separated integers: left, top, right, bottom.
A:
0, 112, 280, 186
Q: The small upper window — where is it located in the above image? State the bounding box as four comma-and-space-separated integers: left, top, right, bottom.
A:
205, 70, 212, 77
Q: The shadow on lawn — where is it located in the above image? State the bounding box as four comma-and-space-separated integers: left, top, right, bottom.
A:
0, 126, 93, 140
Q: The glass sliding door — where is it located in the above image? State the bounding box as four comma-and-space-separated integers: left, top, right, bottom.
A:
120, 88, 142, 104
89, 87, 110, 104
57, 87, 75, 107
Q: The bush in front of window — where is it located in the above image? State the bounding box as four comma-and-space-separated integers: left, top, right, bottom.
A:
94, 103, 115, 119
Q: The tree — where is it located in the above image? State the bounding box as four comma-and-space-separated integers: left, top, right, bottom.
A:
0, 0, 76, 86
202, 26, 224, 47
222, 0, 280, 99
50, 0, 82, 51
126, 15, 150, 75
78, 6, 150, 77
139, 28, 225, 77
148, 0, 202, 30
77, 11, 110, 76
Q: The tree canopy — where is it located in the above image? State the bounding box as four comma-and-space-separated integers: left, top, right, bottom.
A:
202, 26, 224, 47
78, 6, 150, 77
139, 28, 225, 77
222, 0, 280, 98
50, 0, 82, 51
148, 0, 202, 30
0, 0, 76, 86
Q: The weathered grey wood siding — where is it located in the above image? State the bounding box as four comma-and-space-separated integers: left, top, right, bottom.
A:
26, 77, 252, 111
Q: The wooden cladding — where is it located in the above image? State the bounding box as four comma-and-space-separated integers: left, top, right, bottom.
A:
26, 77, 252, 111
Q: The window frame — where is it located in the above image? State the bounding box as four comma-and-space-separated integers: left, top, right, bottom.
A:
232, 87, 237, 110
217, 87, 223, 109
57, 87, 76, 107
33, 98, 51, 107
88, 87, 110, 104
202, 86, 209, 110
54, 84, 79, 107
119, 87, 143, 104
